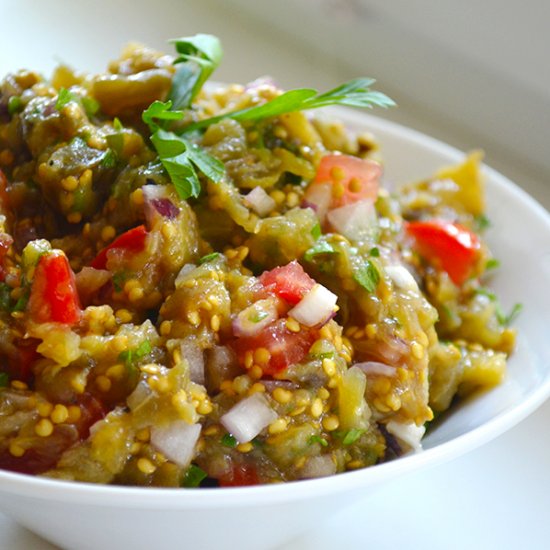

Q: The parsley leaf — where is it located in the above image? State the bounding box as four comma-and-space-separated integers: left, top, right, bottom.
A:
8, 96, 23, 115
142, 101, 184, 133
221, 433, 237, 448
369, 247, 380, 257
182, 464, 207, 488
198, 252, 221, 264
304, 240, 337, 262
485, 258, 500, 271
311, 223, 322, 240
100, 149, 117, 168
308, 435, 328, 447
353, 261, 380, 292
170, 34, 223, 109
496, 302, 523, 326
342, 428, 365, 445
55, 88, 77, 111
81, 96, 100, 117
184, 77, 395, 133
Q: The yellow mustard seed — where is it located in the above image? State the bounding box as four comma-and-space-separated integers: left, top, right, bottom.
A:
11, 380, 28, 391
322, 415, 340, 431
131, 188, 144, 206
80, 169, 92, 188
317, 387, 330, 400
272, 387, 292, 404
249, 365, 263, 380
330, 166, 346, 181
37, 402, 53, 417
290, 406, 306, 416
310, 398, 323, 418
137, 457, 156, 475
50, 404, 69, 424
411, 341, 424, 360
270, 190, 286, 205
160, 320, 172, 336
348, 177, 362, 193
95, 375, 112, 393
155, 376, 172, 394
322, 358, 336, 377
187, 310, 201, 326
248, 382, 266, 395
220, 380, 236, 396
203, 425, 220, 436
285, 317, 301, 333
254, 347, 271, 366
244, 350, 254, 369
286, 191, 300, 208
210, 314, 221, 332
161, 223, 176, 240
294, 456, 307, 469
136, 428, 150, 443
9, 441, 25, 457
35, 418, 54, 437
130, 442, 142, 455
347, 460, 364, 470
106, 364, 125, 380
67, 405, 82, 423
268, 417, 288, 435
237, 442, 253, 453
197, 400, 213, 415
237, 246, 249, 261
101, 225, 116, 242
61, 175, 79, 192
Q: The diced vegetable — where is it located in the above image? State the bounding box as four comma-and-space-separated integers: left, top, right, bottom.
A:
244, 187, 276, 216
91, 225, 148, 270
150, 421, 201, 467
288, 284, 337, 327
259, 260, 315, 305
405, 219, 481, 285
220, 393, 277, 443
326, 199, 378, 243
232, 298, 279, 337
27, 251, 81, 325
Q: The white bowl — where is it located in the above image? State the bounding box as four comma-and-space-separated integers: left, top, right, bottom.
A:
1, 109, 549, 550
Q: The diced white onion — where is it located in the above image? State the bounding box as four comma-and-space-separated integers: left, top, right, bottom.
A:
302, 182, 332, 223
327, 199, 378, 242
385, 420, 425, 452
385, 265, 419, 293
220, 393, 278, 443
245, 187, 276, 216
150, 421, 202, 467
232, 298, 279, 337
126, 381, 154, 412
180, 339, 205, 385
288, 284, 338, 328
354, 361, 397, 377
175, 263, 197, 288
300, 455, 337, 479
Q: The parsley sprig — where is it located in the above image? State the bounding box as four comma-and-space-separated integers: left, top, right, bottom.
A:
143, 34, 395, 201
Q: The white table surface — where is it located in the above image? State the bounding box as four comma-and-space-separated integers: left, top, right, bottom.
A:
1, 1, 549, 548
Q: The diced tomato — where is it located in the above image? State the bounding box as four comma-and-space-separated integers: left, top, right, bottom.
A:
91, 225, 148, 270
313, 154, 381, 208
405, 219, 481, 285
27, 251, 82, 325
7, 338, 39, 384
218, 462, 259, 487
259, 261, 315, 305
74, 393, 107, 439
233, 318, 318, 375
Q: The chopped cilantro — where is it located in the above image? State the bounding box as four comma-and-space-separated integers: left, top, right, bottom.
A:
81, 96, 100, 117
485, 258, 500, 271
55, 88, 77, 111
0, 372, 9, 387
303, 240, 337, 262
118, 340, 152, 369
100, 149, 117, 168
309, 435, 328, 447
353, 261, 380, 293
475, 287, 497, 301
221, 433, 237, 448
369, 247, 380, 257
8, 95, 23, 115
496, 302, 523, 326
182, 464, 207, 488
112, 271, 129, 292
113, 117, 123, 130
475, 214, 491, 232
311, 223, 322, 240
11, 290, 29, 312
342, 428, 365, 445
198, 252, 220, 265
0, 283, 11, 311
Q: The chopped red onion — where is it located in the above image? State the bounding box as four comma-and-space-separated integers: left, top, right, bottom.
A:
181, 339, 205, 385
354, 361, 397, 377
302, 182, 332, 223
151, 197, 180, 219
378, 337, 409, 364
232, 298, 279, 337
220, 393, 278, 443
326, 199, 378, 242
299, 455, 337, 479
142, 184, 180, 226
385, 420, 425, 452
150, 420, 202, 467
288, 284, 338, 328
245, 187, 276, 216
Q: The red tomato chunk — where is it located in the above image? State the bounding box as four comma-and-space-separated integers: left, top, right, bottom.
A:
259, 261, 315, 305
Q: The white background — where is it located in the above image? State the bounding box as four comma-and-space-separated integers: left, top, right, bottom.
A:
1, 1, 549, 548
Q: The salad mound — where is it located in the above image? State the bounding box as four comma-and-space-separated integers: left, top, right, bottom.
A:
0, 35, 517, 486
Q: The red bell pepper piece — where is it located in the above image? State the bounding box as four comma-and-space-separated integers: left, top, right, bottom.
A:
91, 225, 148, 270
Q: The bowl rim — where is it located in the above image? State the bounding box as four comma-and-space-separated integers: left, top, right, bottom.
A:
2, 108, 550, 508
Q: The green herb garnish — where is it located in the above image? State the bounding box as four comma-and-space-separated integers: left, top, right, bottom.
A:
485, 258, 500, 271
342, 428, 365, 445
182, 464, 207, 488
369, 247, 380, 257
496, 302, 523, 326
221, 433, 237, 448
184, 77, 395, 133
7, 95, 23, 115
353, 261, 380, 292
81, 96, 100, 117
198, 252, 221, 265
55, 88, 77, 111
0, 372, 9, 387
304, 240, 337, 262
118, 340, 152, 369
309, 435, 328, 447
310, 223, 322, 240
100, 149, 117, 168
474, 213, 491, 232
